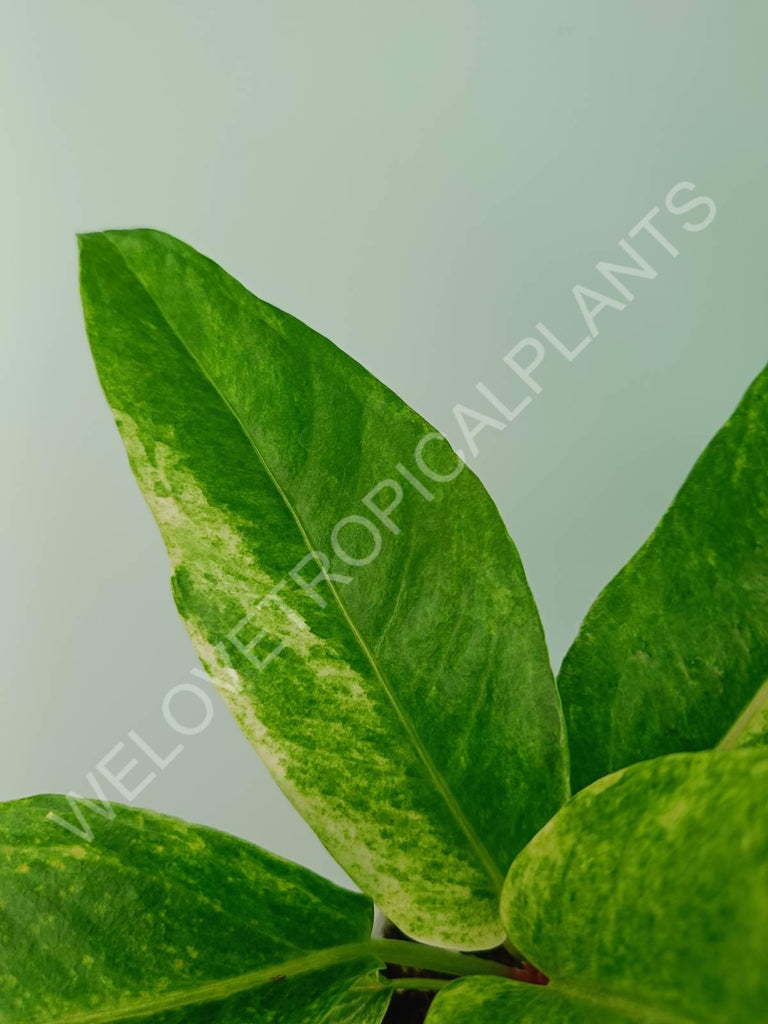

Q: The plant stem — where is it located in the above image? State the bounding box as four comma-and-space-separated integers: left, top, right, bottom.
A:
367, 938, 509, 978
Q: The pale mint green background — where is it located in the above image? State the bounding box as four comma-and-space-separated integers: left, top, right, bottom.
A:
1, 1, 766, 888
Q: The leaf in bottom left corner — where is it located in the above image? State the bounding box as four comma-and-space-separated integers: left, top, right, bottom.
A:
0, 795, 379, 1023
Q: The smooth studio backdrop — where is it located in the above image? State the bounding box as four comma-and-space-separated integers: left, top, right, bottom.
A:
2, 1, 766, 887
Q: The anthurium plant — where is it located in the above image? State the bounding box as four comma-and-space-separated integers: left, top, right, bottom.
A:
2, 229, 766, 1024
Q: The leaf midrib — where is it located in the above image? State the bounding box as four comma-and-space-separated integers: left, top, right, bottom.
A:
717, 676, 768, 748
105, 236, 504, 894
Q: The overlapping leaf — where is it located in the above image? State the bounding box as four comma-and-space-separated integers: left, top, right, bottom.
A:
0, 796, 377, 1022
78, 228, 568, 947
430, 749, 768, 1023
558, 363, 768, 790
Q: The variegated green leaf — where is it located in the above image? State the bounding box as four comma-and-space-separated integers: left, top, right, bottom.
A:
462, 749, 768, 1024
558, 363, 768, 791
0, 795, 377, 1023
78, 228, 568, 948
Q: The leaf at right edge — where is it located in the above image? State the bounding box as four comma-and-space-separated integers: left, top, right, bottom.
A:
0, 795, 377, 1023
496, 749, 768, 1023
558, 361, 768, 791
78, 228, 569, 949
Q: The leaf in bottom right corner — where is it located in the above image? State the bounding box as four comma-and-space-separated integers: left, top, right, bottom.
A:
429, 747, 768, 1023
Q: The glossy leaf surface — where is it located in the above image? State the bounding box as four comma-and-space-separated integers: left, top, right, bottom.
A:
0, 796, 376, 1023
78, 228, 568, 947
483, 750, 768, 1023
559, 363, 768, 790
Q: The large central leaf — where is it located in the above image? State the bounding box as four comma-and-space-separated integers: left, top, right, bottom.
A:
78, 229, 568, 948
0, 796, 377, 1023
